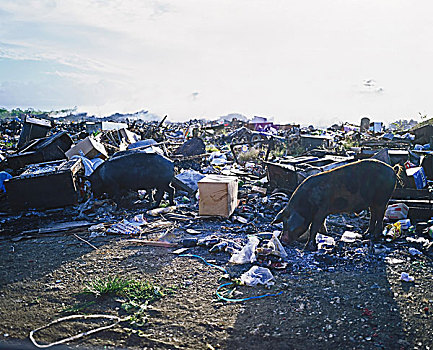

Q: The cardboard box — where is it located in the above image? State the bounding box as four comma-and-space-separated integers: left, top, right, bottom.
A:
198, 175, 238, 217
65, 136, 108, 160
4, 158, 83, 210
385, 203, 409, 220
405, 166, 427, 189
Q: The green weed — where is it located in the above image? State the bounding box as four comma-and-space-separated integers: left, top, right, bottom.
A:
83, 276, 164, 303
65, 276, 168, 328
83, 276, 131, 298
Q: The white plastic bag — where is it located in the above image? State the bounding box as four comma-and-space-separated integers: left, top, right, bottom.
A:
271, 231, 288, 259
240, 266, 275, 287
229, 236, 260, 264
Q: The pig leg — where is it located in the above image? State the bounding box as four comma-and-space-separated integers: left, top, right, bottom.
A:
304, 218, 324, 251
106, 181, 122, 205
371, 203, 387, 240
165, 184, 175, 206
146, 189, 154, 202
366, 207, 377, 237
153, 188, 164, 208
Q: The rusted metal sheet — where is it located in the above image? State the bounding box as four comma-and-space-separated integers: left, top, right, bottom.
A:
266, 155, 354, 192
265, 162, 299, 192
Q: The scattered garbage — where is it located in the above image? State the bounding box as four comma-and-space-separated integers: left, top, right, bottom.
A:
175, 169, 205, 193
147, 206, 176, 216
408, 247, 423, 256
4, 158, 83, 210
316, 233, 336, 251
1, 110, 433, 347
254, 232, 288, 268
385, 257, 405, 264
383, 222, 402, 241
65, 136, 108, 160
405, 166, 427, 189
107, 219, 144, 235
229, 235, 260, 264
340, 231, 363, 243
240, 266, 275, 287
208, 151, 227, 166
0, 171, 12, 192
401, 272, 415, 282
398, 219, 411, 230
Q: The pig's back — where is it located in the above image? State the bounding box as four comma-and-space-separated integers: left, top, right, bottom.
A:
298, 159, 396, 214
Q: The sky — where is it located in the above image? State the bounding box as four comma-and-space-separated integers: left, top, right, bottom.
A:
0, 0, 432, 126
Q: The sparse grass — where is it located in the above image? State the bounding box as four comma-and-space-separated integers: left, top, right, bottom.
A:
269, 143, 291, 158
61, 276, 168, 330
75, 276, 167, 327
83, 276, 164, 303
83, 276, 131, 298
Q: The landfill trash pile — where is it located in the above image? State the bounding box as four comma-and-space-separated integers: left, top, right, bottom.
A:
0, 110, 432, 349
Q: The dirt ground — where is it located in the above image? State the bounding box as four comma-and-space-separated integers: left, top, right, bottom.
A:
0, 213, 432, 350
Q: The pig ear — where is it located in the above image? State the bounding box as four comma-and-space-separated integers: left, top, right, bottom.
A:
272, 209, 285, 224
289, 210, 305, 228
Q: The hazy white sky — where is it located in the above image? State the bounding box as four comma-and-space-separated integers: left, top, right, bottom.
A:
0, 0, 432, 125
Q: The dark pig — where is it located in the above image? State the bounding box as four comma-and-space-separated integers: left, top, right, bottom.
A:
272, 159, 399, 250
89, 152, 174, 207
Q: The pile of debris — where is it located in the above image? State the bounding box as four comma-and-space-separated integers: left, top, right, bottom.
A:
0, 112, 432, 276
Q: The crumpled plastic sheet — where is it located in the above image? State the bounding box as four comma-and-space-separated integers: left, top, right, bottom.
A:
176, 169, 205, 192
71, 155, 103, 176
229, 235, 260, 264
240, 266, 275, 287
208, 151, 227, 166
107, 215, 147, 235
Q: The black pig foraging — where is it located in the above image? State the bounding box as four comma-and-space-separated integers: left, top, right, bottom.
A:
272, 159, 399, 250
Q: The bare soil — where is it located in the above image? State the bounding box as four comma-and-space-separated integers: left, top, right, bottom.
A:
0, 213, 432, 350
